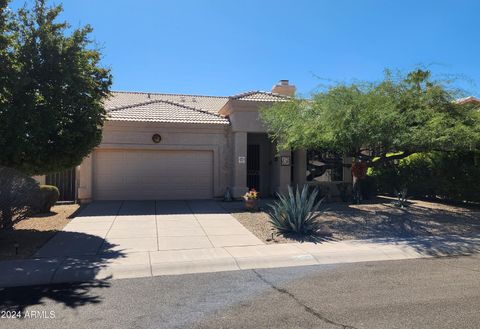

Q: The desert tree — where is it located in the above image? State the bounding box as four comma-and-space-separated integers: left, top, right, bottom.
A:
0, 0, 112, 175
0, 0, 111, 228
261, 69, 480, 196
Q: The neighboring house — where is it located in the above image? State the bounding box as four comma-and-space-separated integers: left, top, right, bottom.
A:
457, 96, 480, 105
37, 80, 352, 202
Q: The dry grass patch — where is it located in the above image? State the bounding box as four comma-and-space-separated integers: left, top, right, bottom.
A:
0, 204, 80, 260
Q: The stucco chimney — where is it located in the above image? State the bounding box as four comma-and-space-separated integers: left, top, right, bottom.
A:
272, 80, 296, 97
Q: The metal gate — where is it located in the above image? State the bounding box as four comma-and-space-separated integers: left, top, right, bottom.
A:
247, 144, 260, 191
46, 168, 76, 202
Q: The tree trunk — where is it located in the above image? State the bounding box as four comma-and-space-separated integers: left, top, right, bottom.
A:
351, 159, 368, 204
352, 176, 362, 204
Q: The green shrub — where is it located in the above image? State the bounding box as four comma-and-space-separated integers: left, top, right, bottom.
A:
268, 185, 324, 236
434, 151, 480, 202
336, 182, 352, 202
369, 151, 480, 203
0, 167, 40, 230
359, 176, 377, 200
368, 162, 400, 195
37, 185, 60, 213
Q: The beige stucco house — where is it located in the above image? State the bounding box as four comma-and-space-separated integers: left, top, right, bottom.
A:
38, 80, 352, 202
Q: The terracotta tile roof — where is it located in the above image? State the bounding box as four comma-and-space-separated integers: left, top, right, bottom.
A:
229, 91, 290, 101
456, 96, 480, 105
104, 90, 288, 124
105, 91, 229, 114
107, 100, 230, 125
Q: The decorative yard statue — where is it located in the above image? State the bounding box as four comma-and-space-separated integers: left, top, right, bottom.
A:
223, 187, 233, 202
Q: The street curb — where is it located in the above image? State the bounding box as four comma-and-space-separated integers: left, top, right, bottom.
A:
1, 234, 479, 288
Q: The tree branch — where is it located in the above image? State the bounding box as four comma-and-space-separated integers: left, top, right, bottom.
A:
370, 151, 413, 166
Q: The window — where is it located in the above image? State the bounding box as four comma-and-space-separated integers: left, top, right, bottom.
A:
306, 150, 344, 182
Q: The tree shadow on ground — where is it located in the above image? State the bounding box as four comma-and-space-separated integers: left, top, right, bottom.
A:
322, 202, 480, 239
370, 234, 480, 257
0, 229, 61, 259
223, 196, 480, 255
20, 211, 56, 219
0, 230, 125, 315
0, 280, 111, 313
221, 199, 340, 244
319, 197, 480, 256
278, 232, 337, 244
66, 204, 88, 219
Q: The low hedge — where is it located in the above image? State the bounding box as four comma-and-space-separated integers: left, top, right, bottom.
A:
37, 185, 60, 213
369, 151, 480, 203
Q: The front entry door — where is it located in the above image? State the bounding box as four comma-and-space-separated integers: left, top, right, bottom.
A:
247, 144, 260, 191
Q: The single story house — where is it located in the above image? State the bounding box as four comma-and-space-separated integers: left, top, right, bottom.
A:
36, 80, 352, 202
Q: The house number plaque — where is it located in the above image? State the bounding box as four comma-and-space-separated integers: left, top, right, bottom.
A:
281, 156, 291, 166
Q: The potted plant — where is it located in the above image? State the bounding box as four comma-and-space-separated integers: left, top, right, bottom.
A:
243, 188, 258, 211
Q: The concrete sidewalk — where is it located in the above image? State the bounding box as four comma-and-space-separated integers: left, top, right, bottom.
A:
1, 234, 480, 288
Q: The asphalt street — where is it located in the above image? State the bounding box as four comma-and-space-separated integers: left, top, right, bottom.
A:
1, 255, 479, 329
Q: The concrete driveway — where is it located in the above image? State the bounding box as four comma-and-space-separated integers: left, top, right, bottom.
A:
36, 200, 264, 257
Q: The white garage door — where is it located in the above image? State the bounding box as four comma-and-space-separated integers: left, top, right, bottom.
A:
93, 149, 213, 200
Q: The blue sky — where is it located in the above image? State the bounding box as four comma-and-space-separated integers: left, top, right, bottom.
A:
10, 0, 480, 97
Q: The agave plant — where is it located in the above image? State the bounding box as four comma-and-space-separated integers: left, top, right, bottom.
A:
267, 185, 324, 236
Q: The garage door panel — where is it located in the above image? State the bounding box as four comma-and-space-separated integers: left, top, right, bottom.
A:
94, 150, 213, 200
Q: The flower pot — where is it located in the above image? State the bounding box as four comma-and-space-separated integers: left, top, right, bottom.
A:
244, 199, 258, 211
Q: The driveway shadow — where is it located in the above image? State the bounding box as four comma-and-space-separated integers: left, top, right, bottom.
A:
154, 200, 192, 215
74, 200, 124, 217
184, 200, 229, 214
0, 280, 111, 314
0, 230, 125, 314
